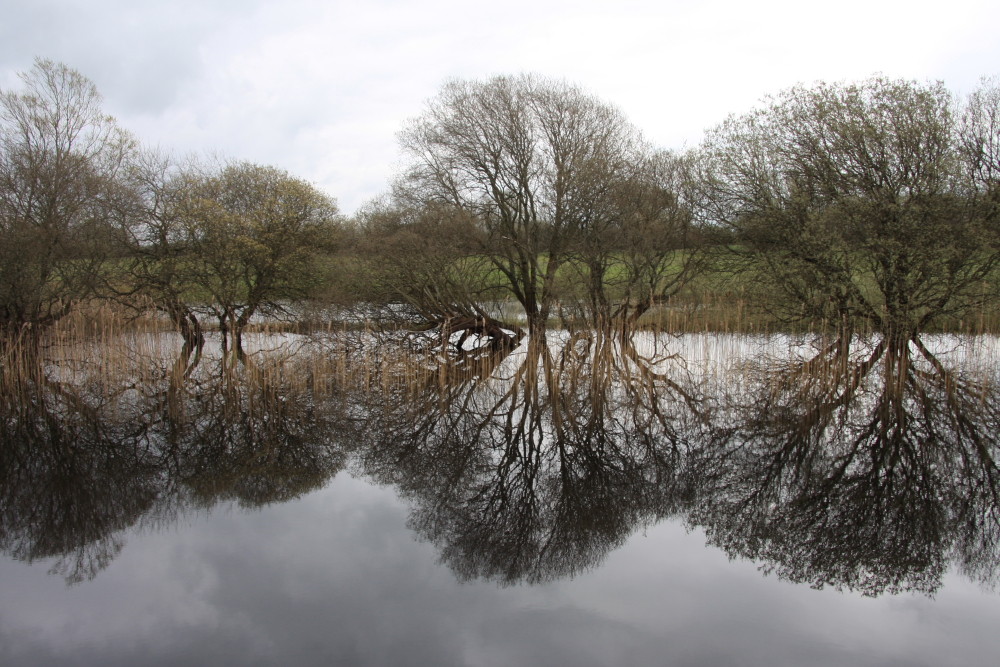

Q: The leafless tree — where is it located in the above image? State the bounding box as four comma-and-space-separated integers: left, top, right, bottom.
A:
398, 74, 646, 335
0, 59, 136, 338
960, 76, 1000, 250
355, 194, 524, 348
561, 149, 703, 330
114, 150, 206, 346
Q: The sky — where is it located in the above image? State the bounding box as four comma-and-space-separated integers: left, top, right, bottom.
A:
2, 0, 998, 215
5, 472, 1000, 666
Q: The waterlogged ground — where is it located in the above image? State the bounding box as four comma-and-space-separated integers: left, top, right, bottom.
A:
2, 330, 1000, 666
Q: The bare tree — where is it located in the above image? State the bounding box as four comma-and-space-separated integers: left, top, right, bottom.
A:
398, 74, 645, 335
114, 150, 206, 347
355, 195, 524, 349
0, 59, 136, 338
960, 76, 1000, 241
561, 149, 703, 330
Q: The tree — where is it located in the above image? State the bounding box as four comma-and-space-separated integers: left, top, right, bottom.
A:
176, 161, 340, 354
696, 77, 1000, 340
116, 150, 206, 348
960, 76, 1000, 236
560, 149, 702, 330
398, 74, 645, 335
355, 194, 525, 350
0, 59, 136, 338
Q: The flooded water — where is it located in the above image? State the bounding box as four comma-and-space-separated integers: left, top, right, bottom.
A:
2, 330, 999, 666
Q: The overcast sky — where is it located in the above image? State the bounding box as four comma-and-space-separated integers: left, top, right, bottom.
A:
2, 0, 998, 214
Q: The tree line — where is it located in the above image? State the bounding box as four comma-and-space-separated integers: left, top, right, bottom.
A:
2, 59, 998, 349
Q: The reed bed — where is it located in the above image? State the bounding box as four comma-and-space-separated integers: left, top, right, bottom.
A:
5, 299, 1000, 423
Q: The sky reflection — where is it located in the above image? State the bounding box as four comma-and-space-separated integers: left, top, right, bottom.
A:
3, 331, 1000, 665
2, 471, 999, 667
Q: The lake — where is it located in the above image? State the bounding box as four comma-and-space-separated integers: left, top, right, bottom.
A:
2, 329, 999, 666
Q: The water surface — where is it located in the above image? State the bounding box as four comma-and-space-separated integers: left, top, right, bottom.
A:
2, 331, 998, 665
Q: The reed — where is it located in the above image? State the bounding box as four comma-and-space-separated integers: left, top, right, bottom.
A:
5, 295, 998, 431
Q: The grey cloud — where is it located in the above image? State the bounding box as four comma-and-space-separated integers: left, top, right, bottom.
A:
0, 0, 252, 115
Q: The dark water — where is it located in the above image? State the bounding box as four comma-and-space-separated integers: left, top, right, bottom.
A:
2, 331, 999, 666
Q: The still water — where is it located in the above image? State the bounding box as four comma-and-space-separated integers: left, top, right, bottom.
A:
2, 330, 999, 666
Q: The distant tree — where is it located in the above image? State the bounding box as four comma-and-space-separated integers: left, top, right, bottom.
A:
960, 76, 1000, 223
399, 74, 645, 335
561, 149, 703, 330
696, 77, 1000, 339
355, 191, 530, 350
357, 196, 480, 315
0, 59, 136, 338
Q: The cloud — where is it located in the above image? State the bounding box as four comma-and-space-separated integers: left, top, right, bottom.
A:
3, 0, 999, 214
5, 482, 1000, 666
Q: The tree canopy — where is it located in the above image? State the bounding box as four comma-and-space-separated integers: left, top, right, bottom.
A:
696, 76, 1000, 338
0, 59, 136, 335
398, 74, 649, 333
3, 60, 1000, 342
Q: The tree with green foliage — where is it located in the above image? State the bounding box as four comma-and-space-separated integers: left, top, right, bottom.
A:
696, 76, 1000, 339
175, 161, 341, 354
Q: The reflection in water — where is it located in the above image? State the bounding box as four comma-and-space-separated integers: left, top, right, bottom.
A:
1, 329, 999, 595
1, 365, 160, 583
168, 355, 349, 508
690, 334, 1000, 595
357, 331, 704, 584
0, 338, 353, 583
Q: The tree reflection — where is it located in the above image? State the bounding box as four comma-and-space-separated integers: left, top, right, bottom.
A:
689, 334, 1000, 595
0, 365, 161, 583
0, 338, 351, 583
165, 353, 350, 508
3, 327, 1000, 595
358, 330, 705, 585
